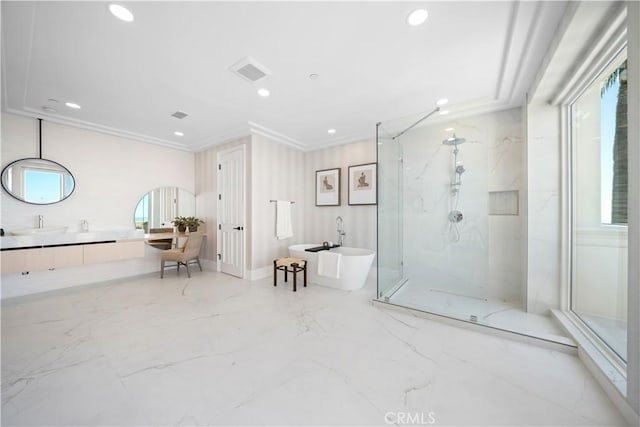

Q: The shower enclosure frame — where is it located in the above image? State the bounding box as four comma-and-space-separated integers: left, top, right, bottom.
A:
375, 107, 558, 342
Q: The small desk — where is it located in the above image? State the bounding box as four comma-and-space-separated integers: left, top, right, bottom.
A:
144, 232, 205, 249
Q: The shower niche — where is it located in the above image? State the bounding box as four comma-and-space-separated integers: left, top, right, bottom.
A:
376, 108, 557, 340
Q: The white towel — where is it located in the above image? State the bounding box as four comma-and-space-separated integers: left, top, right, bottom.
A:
318, 250, 341, 279
276, 200, 293, 240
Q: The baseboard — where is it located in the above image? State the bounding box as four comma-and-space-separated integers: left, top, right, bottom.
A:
247, 265, 272, 281
200, 259, 217, 271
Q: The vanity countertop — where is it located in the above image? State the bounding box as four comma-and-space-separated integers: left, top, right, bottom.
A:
0, 229, 147, 251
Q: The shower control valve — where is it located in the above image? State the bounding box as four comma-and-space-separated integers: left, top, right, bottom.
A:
448, 210, 463, 223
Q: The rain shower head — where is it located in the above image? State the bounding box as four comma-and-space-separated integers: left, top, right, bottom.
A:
442, 134, 466, 145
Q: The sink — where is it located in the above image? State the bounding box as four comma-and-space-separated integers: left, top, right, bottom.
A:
11, 226, 68, 236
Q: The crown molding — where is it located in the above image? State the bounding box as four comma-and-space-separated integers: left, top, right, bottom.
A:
247, 121, 306, 150
191, 122, 253, 152
7, 107, 192, 151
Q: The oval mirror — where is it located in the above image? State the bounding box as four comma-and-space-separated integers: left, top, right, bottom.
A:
134, 187, 196, 250
1, 158, 75, 205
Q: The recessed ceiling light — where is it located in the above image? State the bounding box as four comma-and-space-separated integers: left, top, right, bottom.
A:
257, 88, 270, 97
445, 127, 455, 132
309, 73, 319, 80
109, 4, 134, 22
42, 106, 57, 113
436, 98, 449, 106
174, 131, 184, 137
407, 9, 428, 26
65, 102, 81, 109
439, 110, 449, 115
47, 98, 59, 103
328, 129, 336, 134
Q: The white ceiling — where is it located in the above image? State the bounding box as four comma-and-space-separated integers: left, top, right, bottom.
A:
1, 1, 567, 151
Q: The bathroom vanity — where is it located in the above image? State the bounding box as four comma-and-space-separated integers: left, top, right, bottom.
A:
0, 231, 146, 275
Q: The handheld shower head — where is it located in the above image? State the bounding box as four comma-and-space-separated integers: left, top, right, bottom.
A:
455, 165, 466, 174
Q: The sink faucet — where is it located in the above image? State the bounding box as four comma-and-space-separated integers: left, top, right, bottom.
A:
336, 216, 346, 246
38, 215, 44, 229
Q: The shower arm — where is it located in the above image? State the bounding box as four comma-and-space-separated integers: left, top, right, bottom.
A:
392, 106, 440, 140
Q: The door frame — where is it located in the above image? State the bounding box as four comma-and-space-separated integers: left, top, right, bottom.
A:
216, 144, 247, 278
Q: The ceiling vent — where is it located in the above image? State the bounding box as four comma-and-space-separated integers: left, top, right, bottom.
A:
171, 111, 188, 119
229, 56, 272, 83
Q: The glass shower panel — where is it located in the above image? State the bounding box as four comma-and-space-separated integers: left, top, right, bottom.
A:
376, 124, 404, 299
376, 107, 569, 341
399, 124, 488, 303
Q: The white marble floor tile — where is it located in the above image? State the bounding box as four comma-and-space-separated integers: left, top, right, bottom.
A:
390, 281, 568, 342
1, 271, 628, 426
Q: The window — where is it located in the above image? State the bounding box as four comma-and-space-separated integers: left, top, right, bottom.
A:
600, 60, 628, 224
570, 49, 628, 362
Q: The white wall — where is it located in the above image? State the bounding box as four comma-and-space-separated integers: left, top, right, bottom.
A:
1, 113, 195, 231
304, 139, 377, 252
524, 1, 640, 418
525, 102, 561, 314
195, 134, 306, 280
1, 112, 195, 297
250, 134, 305, 275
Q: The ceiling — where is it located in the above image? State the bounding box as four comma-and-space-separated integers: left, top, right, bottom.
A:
1, 1, 567, 152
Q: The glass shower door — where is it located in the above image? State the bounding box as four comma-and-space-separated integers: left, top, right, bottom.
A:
376, 124, 404, 299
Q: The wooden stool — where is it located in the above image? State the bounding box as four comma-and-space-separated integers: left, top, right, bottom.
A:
273, 257, 307, 292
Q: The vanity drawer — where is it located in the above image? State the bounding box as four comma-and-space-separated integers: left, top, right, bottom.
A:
0, 246, 83, 274
83, 241, 145, 264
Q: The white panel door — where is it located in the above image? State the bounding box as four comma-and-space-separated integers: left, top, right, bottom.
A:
217, 147, 245, 278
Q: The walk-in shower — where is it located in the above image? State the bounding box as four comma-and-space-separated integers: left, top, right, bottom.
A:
376, 107, 568, 342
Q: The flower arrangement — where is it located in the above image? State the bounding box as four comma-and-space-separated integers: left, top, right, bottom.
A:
172, 216, 204, 232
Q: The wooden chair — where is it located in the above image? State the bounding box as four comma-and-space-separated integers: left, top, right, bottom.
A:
160, 232, 204, 278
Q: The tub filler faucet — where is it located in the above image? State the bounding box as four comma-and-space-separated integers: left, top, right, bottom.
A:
336, 216, 346, 246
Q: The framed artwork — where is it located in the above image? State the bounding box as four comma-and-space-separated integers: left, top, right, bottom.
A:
316, 168, 341, 206
348, 163, 377, 205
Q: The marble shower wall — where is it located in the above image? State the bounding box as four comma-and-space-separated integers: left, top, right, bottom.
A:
398, 108, 523, 304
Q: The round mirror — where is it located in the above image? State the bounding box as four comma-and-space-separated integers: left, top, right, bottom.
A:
134, 187, 195, 250
1, 158, 75, 205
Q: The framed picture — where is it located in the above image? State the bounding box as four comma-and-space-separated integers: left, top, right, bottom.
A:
316, 168, 341, 206
348, 163, 377, 205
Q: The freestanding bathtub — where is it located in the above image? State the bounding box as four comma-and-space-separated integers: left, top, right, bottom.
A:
288, 244, 375, 291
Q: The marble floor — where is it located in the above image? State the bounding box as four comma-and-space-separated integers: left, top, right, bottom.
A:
389, 282, 570, 344
1, 271, 628, 426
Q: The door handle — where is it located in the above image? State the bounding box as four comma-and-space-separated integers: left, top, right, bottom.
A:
233, 226, 244, 231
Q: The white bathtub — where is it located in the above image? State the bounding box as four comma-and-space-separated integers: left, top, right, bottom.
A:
288, 244, 375, 291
